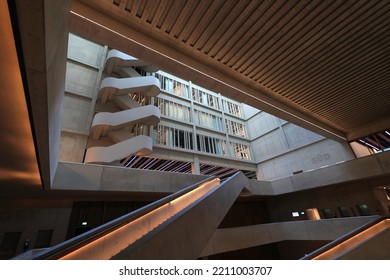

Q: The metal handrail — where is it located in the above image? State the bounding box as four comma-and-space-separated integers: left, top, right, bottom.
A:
300, 215, 389, 260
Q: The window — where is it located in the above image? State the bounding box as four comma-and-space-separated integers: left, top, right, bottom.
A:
154, 73, 189, 98
225, 119, 247, 137
222, 99, 242, 117
156, 97, 191, 122
192, 87, 220, 110
196, 134, 227, 156
156, 125, 193, 150
194, 109, 223, 131
230, 142, 251, 160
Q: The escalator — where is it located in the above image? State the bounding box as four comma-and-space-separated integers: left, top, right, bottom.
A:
17, 172, 248, 260
301, 216, 390, 259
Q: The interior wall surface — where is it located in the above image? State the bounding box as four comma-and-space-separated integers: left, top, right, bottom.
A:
60, 34, 106, 162
266, 181, 381, 222
0, 198, 73, 259
247, 111, 356, 180
256, 138, 355, 180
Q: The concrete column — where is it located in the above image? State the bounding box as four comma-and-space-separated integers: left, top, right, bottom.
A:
218, 94, 232, 157
279, 119, 291, 149
256, 165, 264, 180
374, 187, 390, 215
191, 154, 200, 175
85, 45, 108, 131
189, 81, 198, 151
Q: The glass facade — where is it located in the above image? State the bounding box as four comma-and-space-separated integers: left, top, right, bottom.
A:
196, 134, 227, 156
194, 109, 223, 131
192, 86, 220, 110
154, 72, 189, 98
156, 97, 191, 122
156, 124, 194, 150
148, 70, 252, 161
222, 99, 242, 117
225, 119, 247, 138
230, 142, 252, 160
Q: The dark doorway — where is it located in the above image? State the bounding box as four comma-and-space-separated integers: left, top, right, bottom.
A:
0, 232, 21, 260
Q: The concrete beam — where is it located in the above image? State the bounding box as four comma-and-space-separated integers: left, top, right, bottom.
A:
54, 152, 390, 197
52, 162, 210, 193
270, 151, 390, 195
346, 116, 390, 141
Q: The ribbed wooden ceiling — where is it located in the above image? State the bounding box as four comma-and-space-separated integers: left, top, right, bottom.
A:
73, 0, 390, 140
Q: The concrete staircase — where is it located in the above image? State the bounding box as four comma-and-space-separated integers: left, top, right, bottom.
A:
84, 50, 161, 164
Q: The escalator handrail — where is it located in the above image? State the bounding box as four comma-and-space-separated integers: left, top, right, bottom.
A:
29, 176, 216, 260
300, 215, 388, 260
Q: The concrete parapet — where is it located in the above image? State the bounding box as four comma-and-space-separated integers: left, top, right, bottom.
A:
99, 76, 161, 103
52, 161, 210, 193
200, 216, 378, 257
254, 151, 390, 195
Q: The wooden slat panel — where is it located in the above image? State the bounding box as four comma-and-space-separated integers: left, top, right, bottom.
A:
98, 0, 390, 134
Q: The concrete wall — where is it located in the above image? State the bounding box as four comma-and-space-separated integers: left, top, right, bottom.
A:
247, 111, 356, 180
14, 0, 71, 187
267, 181, 381, 222
257, 139, 356, 180
59, 131, 88, 162
53, 162, 210, 193
0, 198, 72, 258
242, 103, 259, 120
60, 34, 107, 163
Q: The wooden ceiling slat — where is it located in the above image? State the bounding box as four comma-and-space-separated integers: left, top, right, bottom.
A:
176, 0, 211, 43
160, 1, 187, 33
125, 0, 139, 15
206, 0, 258, 57
266, 1, 390, 92
253, 1, 364, 84
212, 0, 268, 63
193, 0, 237, 50
233, 1, 307, 71
287, 44, 390, 106
142, 0, 160, 23
239, 0, 323, 75
101, 0, 390, 138
185, 1, 222, 45
151, 0, 170, 27
169, 1, 199, 38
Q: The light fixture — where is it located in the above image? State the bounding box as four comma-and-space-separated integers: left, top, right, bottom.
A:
292, 212, 299, 217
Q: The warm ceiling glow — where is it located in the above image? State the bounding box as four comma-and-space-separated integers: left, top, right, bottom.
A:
0, 1, 41, 188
